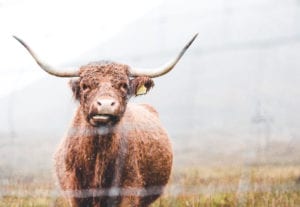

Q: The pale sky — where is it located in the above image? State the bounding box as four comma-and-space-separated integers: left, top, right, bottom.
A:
0, 0, 163, 97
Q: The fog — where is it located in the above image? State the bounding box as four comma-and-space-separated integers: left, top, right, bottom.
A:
0, 0, 300, 175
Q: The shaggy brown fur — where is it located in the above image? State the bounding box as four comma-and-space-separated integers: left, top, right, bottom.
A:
54, 61, 172, 207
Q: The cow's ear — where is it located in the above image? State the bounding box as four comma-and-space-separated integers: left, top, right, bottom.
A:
69, 79, 81, 100
130, 76, 154, 96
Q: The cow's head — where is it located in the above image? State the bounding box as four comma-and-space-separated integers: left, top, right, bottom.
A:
69, 62, 155, 127
13, 34, 197, 127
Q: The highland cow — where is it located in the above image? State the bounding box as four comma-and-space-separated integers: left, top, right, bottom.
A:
14, 34, 197, 207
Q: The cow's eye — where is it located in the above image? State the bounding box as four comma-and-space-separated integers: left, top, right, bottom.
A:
82, 84, 90, 91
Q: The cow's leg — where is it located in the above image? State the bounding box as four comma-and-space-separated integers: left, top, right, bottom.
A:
119, 196, 140, 207
117, 179, 143, 207
67, 194, 93, 207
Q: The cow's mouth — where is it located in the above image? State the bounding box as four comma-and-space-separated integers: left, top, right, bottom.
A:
89, 114, 118, 126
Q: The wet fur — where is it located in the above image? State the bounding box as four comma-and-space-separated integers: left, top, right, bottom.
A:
54, 62, 172, 207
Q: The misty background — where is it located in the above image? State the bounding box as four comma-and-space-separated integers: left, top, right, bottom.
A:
0, 0, 300, 177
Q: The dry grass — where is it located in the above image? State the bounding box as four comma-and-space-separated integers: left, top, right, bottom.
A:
153, 165, 300, 207
0, 165, 299, 207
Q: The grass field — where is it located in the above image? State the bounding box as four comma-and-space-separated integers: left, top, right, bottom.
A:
0, 165, 299, 207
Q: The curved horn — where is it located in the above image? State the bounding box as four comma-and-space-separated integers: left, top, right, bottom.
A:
13, 36, 79, 77
129, 33, 198, 78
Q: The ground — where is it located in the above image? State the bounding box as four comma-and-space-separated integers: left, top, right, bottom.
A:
0, 165, 299, 207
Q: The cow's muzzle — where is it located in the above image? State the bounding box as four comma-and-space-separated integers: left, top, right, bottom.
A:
89, 98, 121, 126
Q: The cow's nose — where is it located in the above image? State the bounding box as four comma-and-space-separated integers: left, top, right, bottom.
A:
96, 99, 119, 113
97, 99, 116, 107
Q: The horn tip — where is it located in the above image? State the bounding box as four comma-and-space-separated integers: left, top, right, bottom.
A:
12, 35, 26, 47
183, 33, 198, 52
12, 35, 21, 42
190, 33, 199, 44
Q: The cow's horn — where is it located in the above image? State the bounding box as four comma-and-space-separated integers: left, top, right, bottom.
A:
13, 36, 79, 77
129, 33, 198, 78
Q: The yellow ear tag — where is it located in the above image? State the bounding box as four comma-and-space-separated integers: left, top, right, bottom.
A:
136, 85, 147, 95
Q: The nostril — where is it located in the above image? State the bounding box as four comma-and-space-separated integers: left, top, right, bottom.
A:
97, 101, 102, 106
111, 102, 116, 106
